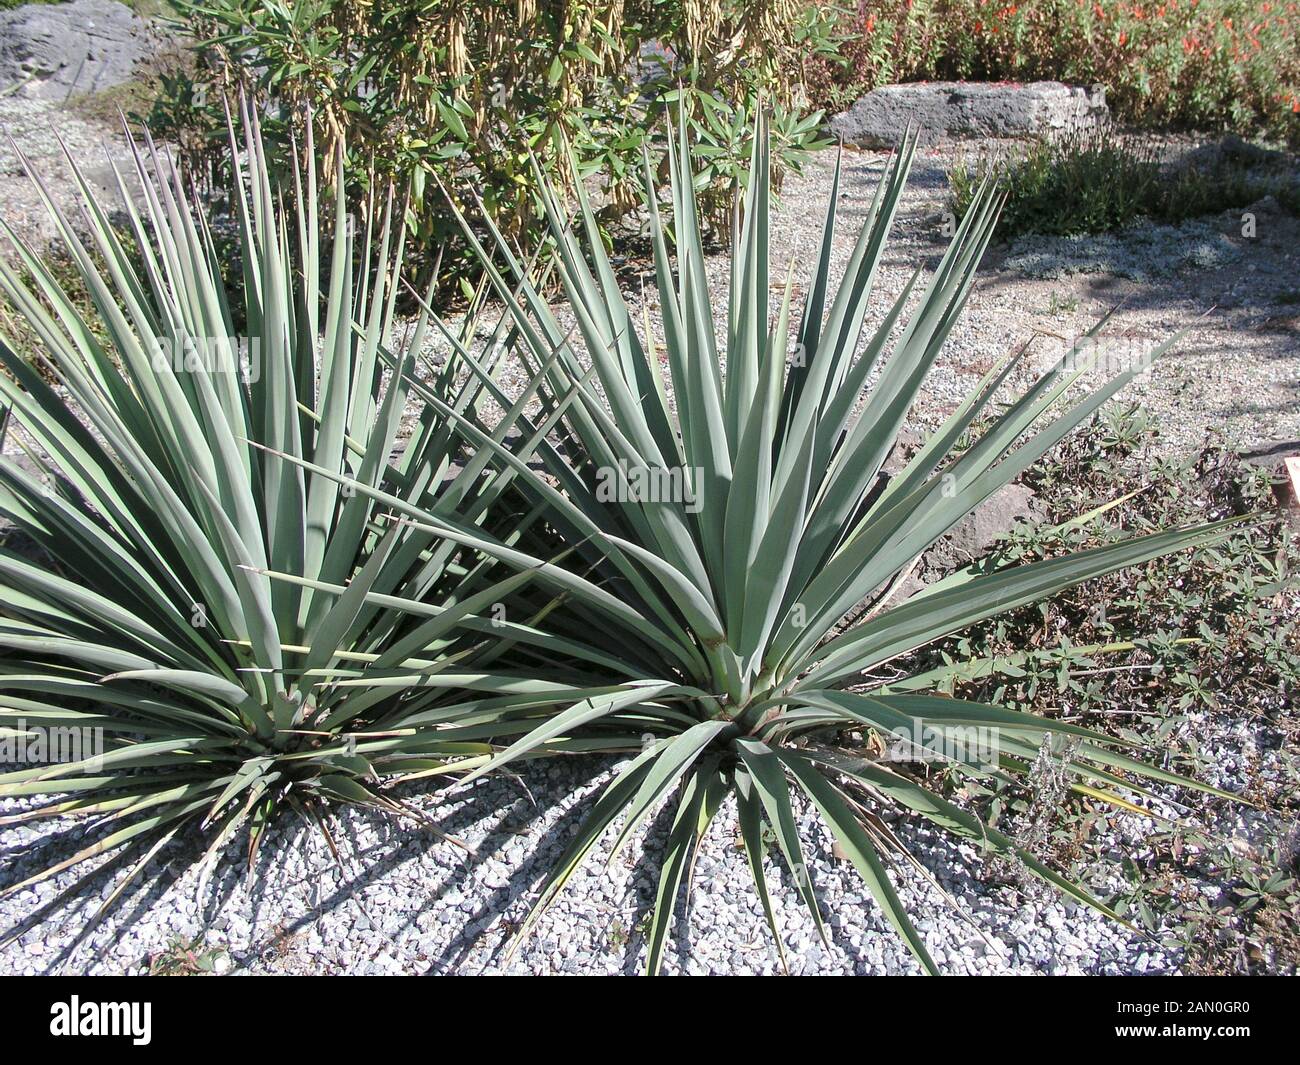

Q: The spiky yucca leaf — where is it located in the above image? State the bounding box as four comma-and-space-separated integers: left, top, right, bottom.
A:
434, 119, 1250, 973
0, 107, 611, 941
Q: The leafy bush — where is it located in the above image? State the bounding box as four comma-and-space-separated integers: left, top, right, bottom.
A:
0, 109, 593, 937
150, 0, 837, 270
673, 87, 833, 235
950, 127, 1300, 238
427, 118, 1249, 973
811, 0, 1300, 145
951, 130, 1162, 237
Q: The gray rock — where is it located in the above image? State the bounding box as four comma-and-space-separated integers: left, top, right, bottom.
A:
831, 81, 1109, 149
889, 571, 928, 605
882, 425, 924, 476
1238, 438, 1300, 473
0, 1, 155, 101
940, 483, 1039, 563
1238, 441, 1300, 515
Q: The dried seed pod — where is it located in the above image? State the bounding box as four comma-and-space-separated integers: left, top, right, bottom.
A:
447, 11, 468, 80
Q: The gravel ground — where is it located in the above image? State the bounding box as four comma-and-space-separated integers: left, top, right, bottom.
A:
0, 95, 143, 249
759, 143, 1300, 457
2, 711, 1281, 975
0, 756, 1190, 976
0, 97, 1296, 975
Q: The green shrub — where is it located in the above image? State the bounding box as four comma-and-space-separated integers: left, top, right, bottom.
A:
951, 130, 1161, 237
907, 406, 1299, 971
811, 0, 1300, 145
950, 128, 1299, 238
910, 404, 1297, 780
0, 103, 1272, 975
428, 116, 1251, 973
148, 0, 836, 273
673, 87, 833, 236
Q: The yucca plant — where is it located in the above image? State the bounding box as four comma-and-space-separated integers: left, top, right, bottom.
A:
0, 106, 609, 942
408, 120, 1251, 974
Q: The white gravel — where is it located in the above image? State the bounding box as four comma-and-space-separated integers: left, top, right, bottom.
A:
1, 754, 1193, 975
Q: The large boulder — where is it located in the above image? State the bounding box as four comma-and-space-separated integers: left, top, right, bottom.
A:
0, 0, 154, 101
831, 81, 1109, 148
887, 483, 1042, 605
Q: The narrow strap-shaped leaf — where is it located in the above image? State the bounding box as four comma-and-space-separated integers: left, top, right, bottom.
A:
734, 766, 788, 973
456, 681, 690, 785
644, 768, 708, 975
734, 737, 826, 942
780, 749, 939, 975
606, 719, 731, 863
801, 516, 1248, 688
802, 748, 1126, 923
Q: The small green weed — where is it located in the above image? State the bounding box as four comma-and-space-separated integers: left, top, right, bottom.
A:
951, 129, 1299, 239
147, 935, 232, 976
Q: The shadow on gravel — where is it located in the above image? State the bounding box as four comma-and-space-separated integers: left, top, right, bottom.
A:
1, 753, 978, 975
0, 757, 615, 974
411, 761, 625, 974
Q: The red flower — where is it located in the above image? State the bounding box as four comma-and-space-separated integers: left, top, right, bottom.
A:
1119, 29, 1128, 43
